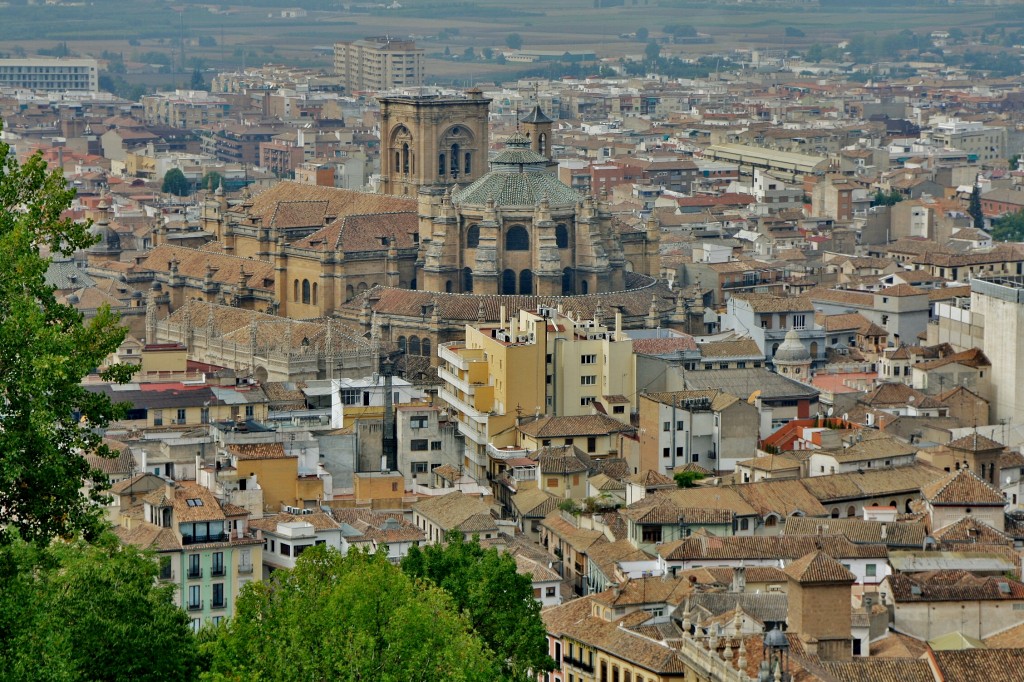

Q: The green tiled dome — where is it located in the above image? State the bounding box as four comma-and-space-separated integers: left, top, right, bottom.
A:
453, 133, 581, 208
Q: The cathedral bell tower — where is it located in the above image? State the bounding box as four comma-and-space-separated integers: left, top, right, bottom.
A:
377, 89, 490, 197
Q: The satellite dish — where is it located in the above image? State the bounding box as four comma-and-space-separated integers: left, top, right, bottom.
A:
827, 407, 834, 417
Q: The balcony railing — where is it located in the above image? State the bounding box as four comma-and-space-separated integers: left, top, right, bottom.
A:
187, 601, 203, 612
182, 532, 228, 545
212, 599, 226, 609
187, 568, 203, 579
238, 563, 253, 574
211, 565, 226, 577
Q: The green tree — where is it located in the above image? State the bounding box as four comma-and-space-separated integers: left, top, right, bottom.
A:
0, 533, 202, 679
968, 184, 985, 229
200, 170, 223, 191
674, 470, 705, 488
162, 167, 190, 196
0, 121, 132, 546
785, 26, 805, 38
203, 546, 496, 682
991, 209, 1024, 242
636, 27, 649, 41
401, 532, 555, 682
505, 33, 523, 50
190, 66, 206, 90
644, 40, 661, 63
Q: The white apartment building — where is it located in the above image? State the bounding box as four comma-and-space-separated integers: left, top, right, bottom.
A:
0, 58, 99, 93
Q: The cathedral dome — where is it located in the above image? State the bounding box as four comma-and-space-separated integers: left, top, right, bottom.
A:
773, 328, 811, 364
452, 132, 580, 208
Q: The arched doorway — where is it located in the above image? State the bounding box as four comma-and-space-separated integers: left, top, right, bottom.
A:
519, 269, 534, 296
562, 267, 574, 295
501, 269, 517, 295
463, 267, 473, 293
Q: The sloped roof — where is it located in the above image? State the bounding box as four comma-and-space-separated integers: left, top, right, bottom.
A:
783, 550, 856, 584
783, 516, 926, 548
921, 468, 1006, 506
518, 414, 633, 438
947, 431, 1003, 453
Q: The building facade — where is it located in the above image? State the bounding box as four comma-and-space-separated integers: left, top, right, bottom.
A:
333, 37, 424, 93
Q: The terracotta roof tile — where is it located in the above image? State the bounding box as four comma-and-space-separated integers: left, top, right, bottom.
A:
519, 414, 633, 438
228, 442, 290, 461
782, 550, 856, 584
921, 468, 1006, 506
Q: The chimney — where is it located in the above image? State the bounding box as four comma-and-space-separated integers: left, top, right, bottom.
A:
611, 582, 620, 598
880, 523, 887, 541
732, 561, 747, 593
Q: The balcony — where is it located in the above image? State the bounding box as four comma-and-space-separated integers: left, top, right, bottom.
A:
211, 565, 226, 577
187, 568, 203, 579
182, 532, 228, 546
212, 599, 226, 609
438, 387, 490, 425
563, 656, 594, 674
187, 601, 203, 612
238, 563, 253, 574
487, 443, 530, 461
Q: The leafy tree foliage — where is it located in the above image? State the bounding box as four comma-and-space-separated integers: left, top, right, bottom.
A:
505, 33, 523, 50
968, 184, 985, 229
202, 546, 496, 682
162, 167, 190, 196
871, 188, 903, 207
0, 533, 202, 680
635, 27, 649, 41
644, 40, 661, 63
785, 26, 805, 38
401, 532, 555, 682
991, 209, 1024, 243
190, 66, 206, 90
674, 470, 706, 488
0, 122, 132, 545
201, 170, 223, 191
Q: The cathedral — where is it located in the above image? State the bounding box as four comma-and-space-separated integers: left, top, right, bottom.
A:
144, 90, 678, 370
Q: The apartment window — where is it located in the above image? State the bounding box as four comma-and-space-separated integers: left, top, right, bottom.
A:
676, 420, 684, 430
543, 439, 552, 446
581, 375, 597, 385
245, 405, 254, 418
792, 314, 806, 329
663, 448, 670, 458
211, 552, 225, 577
587, 437, 596, 453
412, 461, 429, 474
212, 583, 225, 608
613, 405, 625, 414
546, 586, 556, 597
740, 518, 749, 530
200, 407, 209, 424
410, 439, 428, 451
410, 415, 428, 429
676, 446, 684, 459
191, 618, 201, 634
547, 478, 559, 488
281, 543, 292, 557
581, 397, 595, 406
176, 408, 186, 423
341, 388, 360, 405
188, 553, 201, 579
152, 409, 163, 426
663, 422, 671, 432
866, 564, 877, 577
187, 585, 201, 610
159, 555, 172, 580
546, 353, 553, 364
581, 354, 597, 364
642, 527, 662, 543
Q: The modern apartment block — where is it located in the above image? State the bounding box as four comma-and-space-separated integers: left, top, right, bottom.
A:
0, 58, 99, 93
437, 306, 635, 480
332, 37, 424, 93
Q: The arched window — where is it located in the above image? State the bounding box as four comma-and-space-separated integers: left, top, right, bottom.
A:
409, 336, 421, 356
464, 152, 471, 175
397, 336, 407, 353
539, 132, 547, 153
505, 225, 529, 251
771, 343, 780, 356
438, 153, 446, 177
562, 267, 574, 295
293, 279, 299, 301
422, 338, 431, 358
810, 341, 819, 358
831, 508, 840, 518
556, 224, 569, 249
445, 280, 453, 293
394, 151, 400, 172
501, 269, 517, 295
580, 279, 589, 294
519, 269, 533, 296
302, 279, 311, 304
402, 143, 410, 174
312, 282, 318, 306
357, 282, 368, 294
466, 224, 480, 249
463, 267, 473, 293
450, 143, 460, 178
847, 506, 856, 518
345, 284, 354, 301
